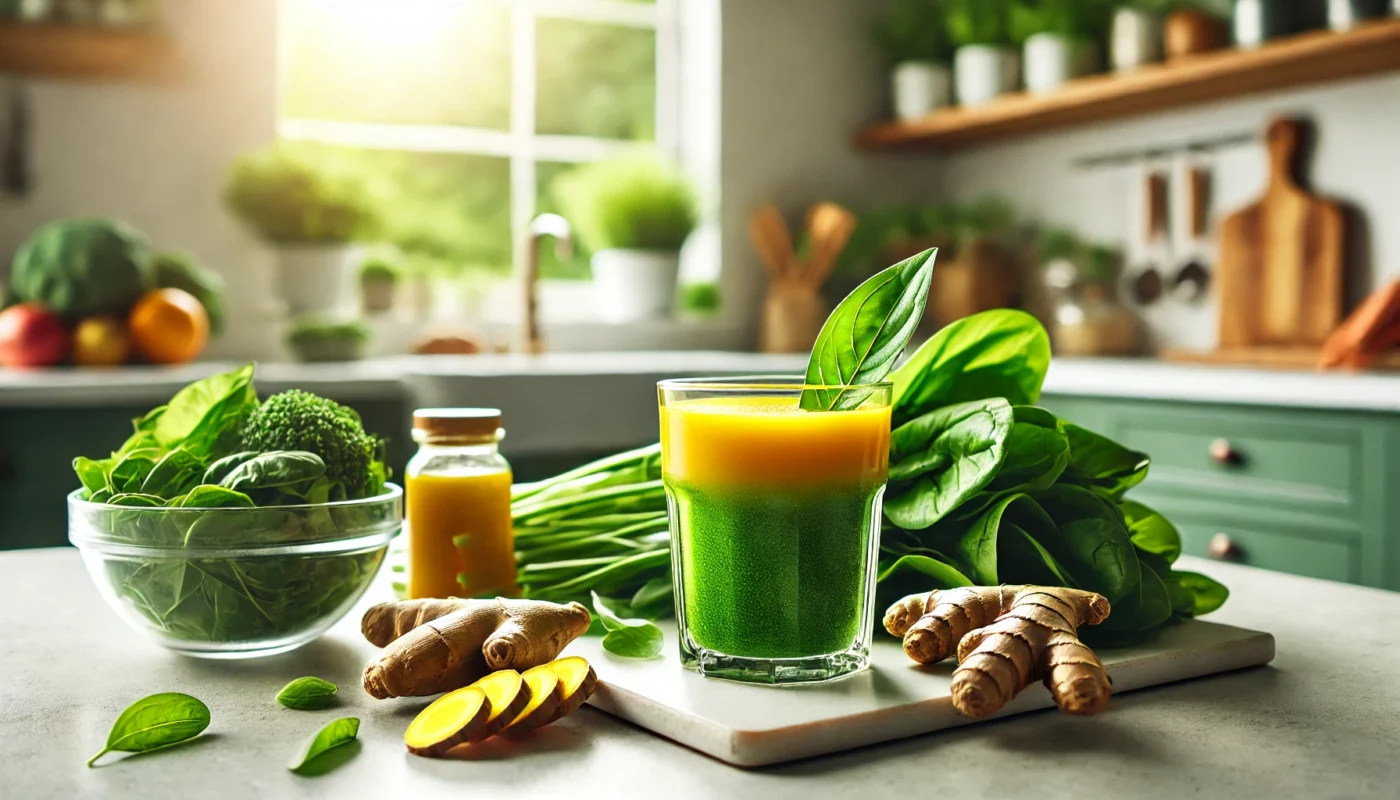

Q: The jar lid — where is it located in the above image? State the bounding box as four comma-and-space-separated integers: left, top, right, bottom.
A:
413, 408, 502, 442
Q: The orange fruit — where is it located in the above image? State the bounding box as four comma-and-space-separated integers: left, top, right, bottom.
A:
128, 288, 210, 365
72, 316, 132, 367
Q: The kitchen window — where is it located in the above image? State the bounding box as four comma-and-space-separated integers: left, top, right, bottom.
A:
276, 0, 700, 323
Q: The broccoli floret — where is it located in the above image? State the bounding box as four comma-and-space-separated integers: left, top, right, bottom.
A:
240, 390, 386, 499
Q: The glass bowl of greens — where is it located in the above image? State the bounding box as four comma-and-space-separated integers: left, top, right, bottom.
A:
69, 484, 402, 658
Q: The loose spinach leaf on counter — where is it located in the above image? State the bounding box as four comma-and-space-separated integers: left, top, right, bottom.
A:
289, 717, 360, 774
592, 591, 664, 659
276, 677, 339, 710
801, 248, 937, 411
889, 308, 1051, 425
88, 692, 211, 767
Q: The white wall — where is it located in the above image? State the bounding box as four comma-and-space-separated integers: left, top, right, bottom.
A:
932, 72, 1400, 351
0, 0, 282, 359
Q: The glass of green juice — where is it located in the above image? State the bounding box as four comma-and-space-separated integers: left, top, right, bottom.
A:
658, 377, 892, 684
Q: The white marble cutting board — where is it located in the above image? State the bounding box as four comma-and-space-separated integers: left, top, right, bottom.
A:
569, 620, 1275, 767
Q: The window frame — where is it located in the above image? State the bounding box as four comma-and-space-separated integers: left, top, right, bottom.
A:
277, 0, 682, 282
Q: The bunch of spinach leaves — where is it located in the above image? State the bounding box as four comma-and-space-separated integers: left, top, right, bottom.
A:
505, 249, 1228, 646
72, 364, 394, 644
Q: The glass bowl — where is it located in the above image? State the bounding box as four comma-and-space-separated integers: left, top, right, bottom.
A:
68, 484, 402, 659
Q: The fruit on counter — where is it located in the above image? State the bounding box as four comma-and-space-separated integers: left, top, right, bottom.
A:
10, 218, 154, 321
401, 657, 597, 758
0, 302, 70, 368
152, 251, 227, 336
885, 586, 1113, 718
128, 287, 210, 365
360, 597, 592, 699
71, 316, 132, 367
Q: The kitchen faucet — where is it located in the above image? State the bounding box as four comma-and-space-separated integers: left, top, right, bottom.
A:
520, 213, 573, 354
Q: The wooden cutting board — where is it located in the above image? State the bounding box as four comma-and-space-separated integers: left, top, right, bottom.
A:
1218, 118, 1345, 348
571, 619, 1275, 767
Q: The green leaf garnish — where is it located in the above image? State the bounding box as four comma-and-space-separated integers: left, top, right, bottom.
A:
289, 717, 360, 774
276, 677, 339, 710
591, 591, 663, 659
88, 693, 210, 767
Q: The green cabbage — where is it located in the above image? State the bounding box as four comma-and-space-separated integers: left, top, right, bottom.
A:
10, 218, 154, 320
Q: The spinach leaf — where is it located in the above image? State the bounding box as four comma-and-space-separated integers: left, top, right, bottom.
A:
87, 692, 210, 767
953, 406, 1072, 520
154, 363, 257, 458
289, 717, 359, 774
177, 485, 255, 509
114, 406, 165, 459
629, 577, 674, 618
592, 591, 664, 658
141, 448, 206, 500
108, 493, 167, 507
110, 449, 159, 494
889, 308, 1051, 425
1033, 484, 1140, 606
74, 457, 112, 495
276, 677, 338, 710
202, 451, 258, 486
1122, 500, 1182, 563
220, 451, 326, 492
801, 248, 937, 411
884, 399, 1013, 530
1061, 423, 1149, 501
88, 488, 114, 504
1166, 570, 1230, 617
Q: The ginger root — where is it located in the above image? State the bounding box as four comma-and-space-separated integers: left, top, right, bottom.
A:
885, 586, 1112, 718
362, 597, 591, 699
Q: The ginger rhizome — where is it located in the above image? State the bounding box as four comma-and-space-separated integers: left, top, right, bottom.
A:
362, 597, 591, 699
885, 585, 1113, 718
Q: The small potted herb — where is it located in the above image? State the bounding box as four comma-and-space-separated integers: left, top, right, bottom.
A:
284, 316, 372, 363
873, 0, 953, 121
359, 253, 402, 315
555, 157, 699, 322
945, 0, 1018, 106
224, 144, 377, 317
1327, 0, 1392, 32
1012, 0, 1110, 94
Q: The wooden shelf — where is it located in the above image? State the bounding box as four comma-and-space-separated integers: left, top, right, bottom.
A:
857, 18, 1400, 151
0, 22, 176, 82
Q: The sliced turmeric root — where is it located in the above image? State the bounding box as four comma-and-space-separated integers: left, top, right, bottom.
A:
501, 664, 565, 737
404, 686, 492, 757
543, 656, 598, 725
468, 669, 533, 741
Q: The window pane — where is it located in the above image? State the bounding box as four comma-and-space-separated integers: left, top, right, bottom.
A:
280, 0, 510, 130
297, 143, 512, 278
536, 161, 593, 281
536, 19, 656, 140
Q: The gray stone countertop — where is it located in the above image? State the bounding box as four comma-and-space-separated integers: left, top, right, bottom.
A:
2, 549, 1396, 799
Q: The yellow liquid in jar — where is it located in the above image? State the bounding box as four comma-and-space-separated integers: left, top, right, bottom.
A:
406, 468, 516, 600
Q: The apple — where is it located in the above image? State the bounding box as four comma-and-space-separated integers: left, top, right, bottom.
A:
0, 302, 71, 368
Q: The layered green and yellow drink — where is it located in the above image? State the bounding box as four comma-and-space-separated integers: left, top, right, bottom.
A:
659, 379, 891, 684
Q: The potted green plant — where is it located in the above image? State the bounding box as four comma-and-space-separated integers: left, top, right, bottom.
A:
284, 316, 372, 363
873, 0, 952, 121
1013, 1, 1111, 94
224, 144, 376, 316
946, 0, 1018, 106
359, 252, 402, 315
555, 157, 699, 322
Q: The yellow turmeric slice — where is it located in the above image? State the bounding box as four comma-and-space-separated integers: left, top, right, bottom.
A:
543, 656, 598, 725
403, 686, 492, 757
468, 669, 532, 741
500, 664, 565, 736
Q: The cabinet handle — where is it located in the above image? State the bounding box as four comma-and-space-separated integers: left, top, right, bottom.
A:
1209, 438, 1243, 466
1209, 532, 1244, 561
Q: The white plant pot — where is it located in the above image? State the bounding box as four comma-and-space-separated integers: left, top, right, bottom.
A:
1024, 34, 1097, 94
591, 249, 681, 323
954, 45, 1019, 107
891, 61, 952, 121
274, 244, 358, 316
1111, 8, 1163, 71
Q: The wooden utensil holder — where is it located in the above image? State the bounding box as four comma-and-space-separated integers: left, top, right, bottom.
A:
760, 281, 829, 354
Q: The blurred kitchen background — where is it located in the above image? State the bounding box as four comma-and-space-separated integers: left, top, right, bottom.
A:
4, 0, 1400, 592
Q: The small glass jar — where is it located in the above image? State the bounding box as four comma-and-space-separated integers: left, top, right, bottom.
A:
405, 408, 515, 600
